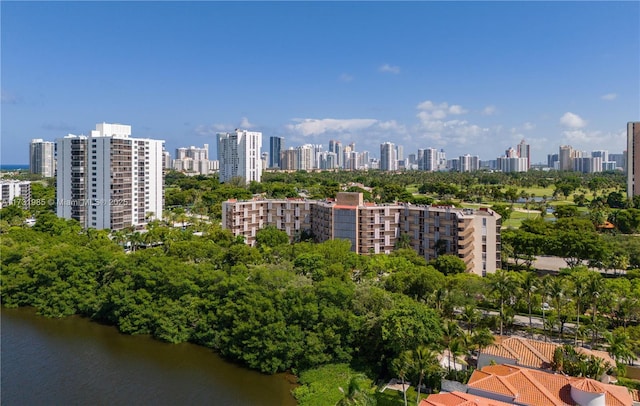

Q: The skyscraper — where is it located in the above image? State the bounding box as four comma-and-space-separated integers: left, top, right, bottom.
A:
29, 139, 56, 177
56, 123, 164, 230
628, 122, 640, 198
269, 136, 283, 169
517, 139, 531, 169
380, 142, 397, 171
459, 154, 480, 172
423, 147, 438, 171
559, 145, 573, 171
217, 129, 262, 184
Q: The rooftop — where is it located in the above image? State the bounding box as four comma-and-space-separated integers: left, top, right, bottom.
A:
467, 364, 632, 406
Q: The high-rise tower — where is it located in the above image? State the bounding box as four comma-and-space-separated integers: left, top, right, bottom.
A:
29, 139, 56, 177
628, 122, 640, 198
517, 139, 531, 169
56, 123, 164, 230
380, 142, 397, 171
217, 129, 262, 184
269, 136, 283, 169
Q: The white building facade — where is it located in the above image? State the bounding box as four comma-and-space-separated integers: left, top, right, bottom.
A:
56, 123, 164, 230
29, 139, 56, 178
380, 142, 397, 171
217, 129, 262, 184
0, 180, 31, 209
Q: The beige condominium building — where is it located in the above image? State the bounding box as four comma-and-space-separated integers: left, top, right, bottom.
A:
222, 192, 501, 276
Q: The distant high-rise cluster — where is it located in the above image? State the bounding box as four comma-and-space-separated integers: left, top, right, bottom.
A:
56, 123, 164, 230
544, 144, 621, 173
172, 144, 213, 175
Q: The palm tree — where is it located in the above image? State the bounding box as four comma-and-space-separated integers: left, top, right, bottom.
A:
442, 321, 463, 372
584, 272, 604, 344
488, 270, 518, 336
570, 272, 587, 346
519, 271, 538, 336
543, 275, 566, 339
605, 331, 636, 369
460, 304, 480, 335
391, 352, 411, 406
411, 346, 439, 405
336, 374, 376, 406
472, 327, 496, 355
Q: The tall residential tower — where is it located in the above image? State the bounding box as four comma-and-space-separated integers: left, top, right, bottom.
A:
29, 139, 56, 177
628, 122, 640, 198
269, 136, 283, 169
217, 129, 262, 184
56, 123, 164, 230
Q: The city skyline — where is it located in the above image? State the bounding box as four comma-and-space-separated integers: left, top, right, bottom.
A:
2, 2, 638, 164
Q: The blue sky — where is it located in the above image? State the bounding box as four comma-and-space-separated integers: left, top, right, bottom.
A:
2, 1, 638, 165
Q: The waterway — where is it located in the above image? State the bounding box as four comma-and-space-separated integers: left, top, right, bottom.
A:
1, 307, 297, 405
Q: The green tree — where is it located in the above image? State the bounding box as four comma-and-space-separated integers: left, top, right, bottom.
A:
409, 346, 440, 406
429, 255, 466, 276
380, 297, 443, 361
487, 270, 519, 336
255, 225, 289, 249
336, 374, 377, 406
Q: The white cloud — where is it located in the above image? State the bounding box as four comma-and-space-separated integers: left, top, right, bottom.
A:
286, 118, 378, 136
560, 128, 626, 151
379, 64, 400, 74
482, 105, 497, 116
414, 100, 491, 149
448, 105, 468, 115
339, 73, 353, 82
194, 123, 229, 136
601, 93, 617, 101
522, 122, 535, 131
416, 100, 467, 121
377, 120, 406, 132
239, 117, 254, 129
560, 112, 587, 129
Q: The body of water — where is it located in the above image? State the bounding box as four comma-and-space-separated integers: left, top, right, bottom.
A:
1, 307, 297, 406
0, 164, 29, 171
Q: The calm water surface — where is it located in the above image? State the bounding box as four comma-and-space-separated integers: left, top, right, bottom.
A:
1, 307, 297, 406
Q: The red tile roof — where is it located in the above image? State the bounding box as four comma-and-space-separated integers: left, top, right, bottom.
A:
420, 391, 512, 406
467, 364, 632, 406
481, 336, 616, 370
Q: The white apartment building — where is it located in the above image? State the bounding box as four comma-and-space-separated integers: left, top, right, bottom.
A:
217, 129, 262, 184
56, 123, 164, 230
459, 154, 480, 172
498, 156, 528, 173
0, 180, 31, 209
380, 142, 397, 171
29, 139, 56, 177
629, 122, 640, 198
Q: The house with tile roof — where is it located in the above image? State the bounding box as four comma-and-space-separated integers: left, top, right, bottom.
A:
420, 390, 513, 406
466, 364, 632, 406
478, 336, 616, 373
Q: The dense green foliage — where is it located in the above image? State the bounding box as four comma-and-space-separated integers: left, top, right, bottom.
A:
3, 168, 640, 397
293, 363, 376, 406
1, 216, 446, 377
